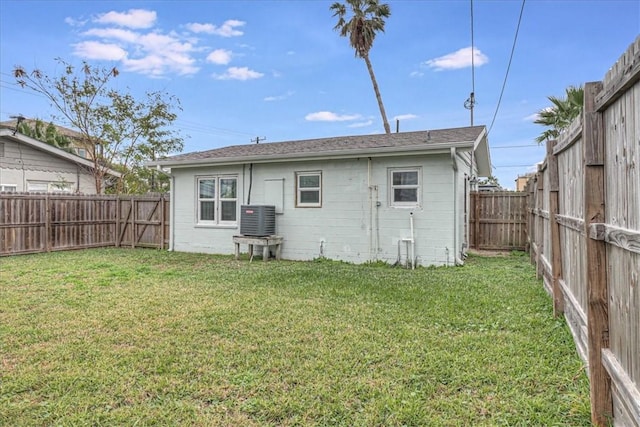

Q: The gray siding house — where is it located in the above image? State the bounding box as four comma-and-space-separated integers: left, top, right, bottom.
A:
150, 126, 491, 267
0, 128, 118, 193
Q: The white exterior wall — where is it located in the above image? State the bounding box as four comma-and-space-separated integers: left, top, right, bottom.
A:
170, 153, 467, 266
0, 139, 95, 193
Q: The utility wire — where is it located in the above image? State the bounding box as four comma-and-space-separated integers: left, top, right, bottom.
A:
488, 0, 526, 135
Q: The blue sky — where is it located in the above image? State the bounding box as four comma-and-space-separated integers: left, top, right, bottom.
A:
1, 0, 638, 189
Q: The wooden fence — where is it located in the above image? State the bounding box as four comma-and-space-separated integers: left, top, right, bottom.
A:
527, 37, 640, 426
0, 193, 169, 256
469, 191, 528, 251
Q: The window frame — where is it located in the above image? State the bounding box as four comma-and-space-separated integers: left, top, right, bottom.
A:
0, 184, 17, 192
389, 167, 421, 208
26, 180, 74, 193
295, 171, 322, 208
196, 175, 238, 226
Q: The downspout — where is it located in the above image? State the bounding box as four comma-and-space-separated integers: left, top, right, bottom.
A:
157, 165, 175, 251
368, 157, 373, 261
247, 163, 253, 205
451, 147, 464, 265
409, 212, 415, 269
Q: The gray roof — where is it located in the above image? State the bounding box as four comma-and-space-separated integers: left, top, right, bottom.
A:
0, 129, 122, 177
150, 126, 491, 176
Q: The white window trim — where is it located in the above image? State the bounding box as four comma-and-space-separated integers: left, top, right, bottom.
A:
26, 180, 74, 193
0, 184, 17, 192
295, 171, 322, 208
196, 175, 238, 226
389, 167, 421, 208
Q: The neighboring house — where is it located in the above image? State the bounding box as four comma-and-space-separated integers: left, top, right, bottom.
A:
0, 128, 120, 193
0, 119, 91, 160
149, 126, 491, 267
515, 173, 534, 191
477, 183, 501, 192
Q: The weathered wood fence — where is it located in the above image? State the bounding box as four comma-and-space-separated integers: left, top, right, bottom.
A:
0, 193, 169, 256
527, 37, 640, 426
469, 191, 528, 251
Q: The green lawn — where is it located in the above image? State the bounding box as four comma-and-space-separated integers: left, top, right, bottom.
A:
1, 249, 590, 426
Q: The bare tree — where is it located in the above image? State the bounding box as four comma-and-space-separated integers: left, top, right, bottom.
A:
14, 59, 183, 193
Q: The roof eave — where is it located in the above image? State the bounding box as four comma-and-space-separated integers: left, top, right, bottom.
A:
0, 129, 122, 178
148, 140, 478, 169
472, 128, 492, 177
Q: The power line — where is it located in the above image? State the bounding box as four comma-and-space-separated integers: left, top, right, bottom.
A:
493, 144, 541, 149
488, 0, 526, 135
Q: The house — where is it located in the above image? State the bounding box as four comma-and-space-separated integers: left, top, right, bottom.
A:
0, 118, 92, 160
515, 173, 534, 191
149, 126, 491, 267
0, 128, 120, 193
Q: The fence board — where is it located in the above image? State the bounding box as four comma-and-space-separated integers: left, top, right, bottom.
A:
469, 191, 528, 250
526, 36, 640, 427
0, 193, 169, 256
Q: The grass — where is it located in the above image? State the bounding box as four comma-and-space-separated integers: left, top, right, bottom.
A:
1, 249, 590, 426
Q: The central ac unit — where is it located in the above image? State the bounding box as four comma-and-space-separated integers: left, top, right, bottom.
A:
240, 205, 276, 236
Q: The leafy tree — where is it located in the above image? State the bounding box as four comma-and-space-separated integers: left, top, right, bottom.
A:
17, 119, 71, 149
331, 0, 392, 134
13, 58, 183, 194
534, 85, 583, 144
477, 175, 501, 189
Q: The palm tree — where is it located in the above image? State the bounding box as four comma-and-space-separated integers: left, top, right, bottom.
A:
534, 85, 584, 144
331, 0, 392, 134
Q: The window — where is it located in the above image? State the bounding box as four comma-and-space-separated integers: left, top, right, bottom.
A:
26, 180, 73, 193
389, 168, 421, 207
0, 184, 16, 192
296, 171, 322, 207
197, 176, 237, 225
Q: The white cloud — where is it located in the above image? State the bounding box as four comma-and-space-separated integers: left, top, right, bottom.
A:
187, 20, 245, 37
83, 28, 139, 43
65, 16, 88, 27
71, 10, 248, 78
410, 71, 424, 78
72, 41, 127, 60
264, 91, 294, 102
216, 20, 245, 37
348, 120, 373, 128
123, 54, 199, 77
523, 113, 540, 122
206, 49, 233, 65
213, 66, 264, 80
393, 114, 418, 121
186, 23, 216, 34
424, 47, 489, 71
305, 111, 361, 122
95, 9, 157, 29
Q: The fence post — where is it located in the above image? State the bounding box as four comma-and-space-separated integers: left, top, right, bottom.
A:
474, 192, 480, 249
547, 140, 564, 317
535, 170, 544, 279
160, 194, 166, 250
115, 197, 120, 247
527, 178, 535, 258
130, 197, 135, 249
44, 193, 51, 252
583, 81, 612, 426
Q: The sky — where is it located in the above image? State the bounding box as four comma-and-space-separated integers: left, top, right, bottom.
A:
1, 0, 638, 190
